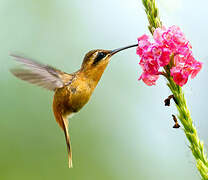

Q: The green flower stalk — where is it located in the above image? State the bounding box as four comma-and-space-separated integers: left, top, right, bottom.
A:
141, 0, 208, 179
142, 0, 162, 34
165, 72, 208, 180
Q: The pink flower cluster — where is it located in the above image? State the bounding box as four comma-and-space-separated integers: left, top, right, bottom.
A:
137, 26, 202, 86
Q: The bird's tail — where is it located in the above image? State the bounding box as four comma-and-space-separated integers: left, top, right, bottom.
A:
53, 101, 73, 168
62, 118, 73, 168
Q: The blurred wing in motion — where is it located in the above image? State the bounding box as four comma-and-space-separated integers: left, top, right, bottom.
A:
10, 54, 73, 91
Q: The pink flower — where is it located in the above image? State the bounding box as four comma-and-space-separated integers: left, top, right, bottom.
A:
139, 57, 160, 74
170, 66, 189, 86
162, 26, 190, 55
169, 26, 187, 45
190, 61, 202, 78
137, 25, 202, 87
170, 54, 202, 86
153, 26, 167, 44
137, 35, 151, 56
158, 48, 171, 66
139, 72, 159, 86
151, 45, 163, 59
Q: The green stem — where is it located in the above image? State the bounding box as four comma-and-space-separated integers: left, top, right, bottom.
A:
142, 0, 208, 179
166, 75, 208, 180
142, 0, 162, 34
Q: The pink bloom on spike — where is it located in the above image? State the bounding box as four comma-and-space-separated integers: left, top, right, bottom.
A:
151, 45, 163, 59
137, 35, 151, 56
171, 54, 202, 86
138, 34, 149, 41
158, 48, 171, 66
137, 25, 202, 86
139, 58, 160, 74
184, 54, 202, 79
190, 61, 202, 78
170, 26, 187, 45
139, 72, 159, 86
177, 45, 190, 56
173, 54, 185, 65
153, 26, 166, 44
162, 26, 191, 56
171, 67, 189, 87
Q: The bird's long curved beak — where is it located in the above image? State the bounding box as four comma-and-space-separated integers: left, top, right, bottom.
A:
110, 44, 138, 56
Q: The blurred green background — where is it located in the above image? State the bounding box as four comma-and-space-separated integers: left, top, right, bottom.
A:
0, 0, 208, 179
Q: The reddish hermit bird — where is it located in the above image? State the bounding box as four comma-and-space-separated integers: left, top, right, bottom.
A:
10, 44, 137, 168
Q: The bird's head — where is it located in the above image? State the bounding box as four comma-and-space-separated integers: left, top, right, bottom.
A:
80, 44, 138, 82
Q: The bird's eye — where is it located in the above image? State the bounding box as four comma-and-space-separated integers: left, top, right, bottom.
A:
93, 52, 106, 65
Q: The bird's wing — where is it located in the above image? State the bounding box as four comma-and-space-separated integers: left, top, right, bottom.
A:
10, 54, 73, 91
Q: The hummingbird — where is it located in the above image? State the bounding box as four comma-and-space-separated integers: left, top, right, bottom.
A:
10, 44, 138, 168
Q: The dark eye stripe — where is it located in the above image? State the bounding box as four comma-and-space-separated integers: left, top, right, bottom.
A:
93, 52, 106, 65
